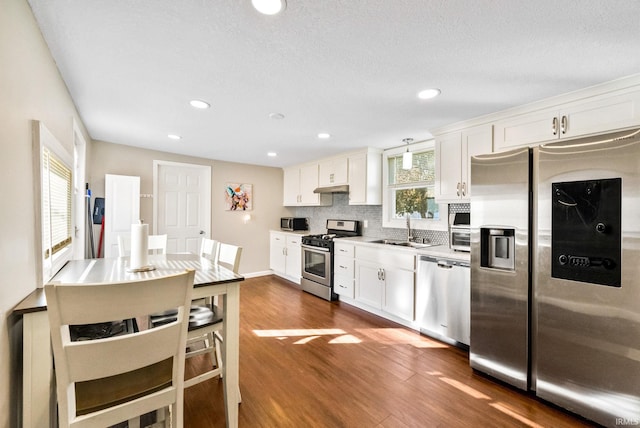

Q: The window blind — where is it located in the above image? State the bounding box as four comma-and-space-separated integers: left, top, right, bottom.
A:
43, 147, 72, 259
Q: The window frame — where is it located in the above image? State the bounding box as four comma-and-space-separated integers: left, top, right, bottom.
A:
382, 140, 446, 231
34, 121, 74, 284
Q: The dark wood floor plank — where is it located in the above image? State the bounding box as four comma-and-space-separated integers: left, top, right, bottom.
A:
184, 275, 598, 427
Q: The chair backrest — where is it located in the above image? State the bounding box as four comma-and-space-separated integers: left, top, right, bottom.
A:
217, 242, 242, 274
148, 234, 168, 254
45, 270, 195, 428
199, 238, 220, 261
117, 234, 168, 256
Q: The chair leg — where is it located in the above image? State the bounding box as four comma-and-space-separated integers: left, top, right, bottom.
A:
214, 333, 223, 377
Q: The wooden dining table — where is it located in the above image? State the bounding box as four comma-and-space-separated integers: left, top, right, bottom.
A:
14, 253, 244, 428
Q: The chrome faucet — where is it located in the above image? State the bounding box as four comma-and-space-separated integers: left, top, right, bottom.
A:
406, 214, 412, 242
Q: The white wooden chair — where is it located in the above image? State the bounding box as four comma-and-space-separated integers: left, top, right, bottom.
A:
192, 243, 242, 384
150, 243, 242, 394
45, 269, 195, 428
118, 234, 168, 257
199, 237, 220, 261
217, 243, 242, 274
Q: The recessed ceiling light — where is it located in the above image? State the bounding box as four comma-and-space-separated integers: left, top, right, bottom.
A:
417, 88, 441, 100
317, 133, 331, 139
267, 152, 277, 157
269, 112, 285, 120
252, 0, 286, 15
190, 99, 210, 109
167, 134, 182, 140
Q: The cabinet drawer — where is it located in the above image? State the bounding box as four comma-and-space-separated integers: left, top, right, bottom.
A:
287, 235, 302, 245
334, 274, 354, 298
334, 256, 354, 277
270, 231, 286, 242
334, 243, 355, 258
356, 246, 415, 271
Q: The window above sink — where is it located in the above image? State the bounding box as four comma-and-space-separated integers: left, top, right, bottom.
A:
382, 140, 447, 231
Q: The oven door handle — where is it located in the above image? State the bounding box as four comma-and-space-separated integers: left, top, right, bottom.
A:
301, 244, 331, 252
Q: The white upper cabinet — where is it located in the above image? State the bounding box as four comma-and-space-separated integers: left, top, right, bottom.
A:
283, 148, 382, 206
435, 124, 493, 203
494, 87, 640, 151
348, 148, 382, 205
283, 163, 332, 206
319, 157, 348, 187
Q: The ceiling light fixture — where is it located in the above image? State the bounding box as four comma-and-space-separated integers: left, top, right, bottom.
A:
317, 133, 331, 139
168, 134, 182, 140
402, 138, 414, 170
269, 112, 285, 120
190, 99, 210, 109
267, 152, 277, 157
417, 88, 441, 100
252, 0, 286, 15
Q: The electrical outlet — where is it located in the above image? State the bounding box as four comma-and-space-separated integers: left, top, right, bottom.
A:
363, 220, 368, 228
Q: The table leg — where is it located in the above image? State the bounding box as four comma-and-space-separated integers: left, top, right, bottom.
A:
23, 311, 54, 428
222, 283, 240, 427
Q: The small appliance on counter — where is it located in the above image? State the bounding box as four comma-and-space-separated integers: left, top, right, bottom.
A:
300, 219, 361, 301
449, 212, 470, 252
280, 217, 308, 231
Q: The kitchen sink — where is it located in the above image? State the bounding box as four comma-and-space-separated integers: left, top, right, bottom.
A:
368, 239, 438, 249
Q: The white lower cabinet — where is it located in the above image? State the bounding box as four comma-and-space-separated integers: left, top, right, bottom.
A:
269, 231, 302, 284
354, 246, 415, 322
334, 242, 355, 298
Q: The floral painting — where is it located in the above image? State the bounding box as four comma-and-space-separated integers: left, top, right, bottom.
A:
225, 183, 252, 210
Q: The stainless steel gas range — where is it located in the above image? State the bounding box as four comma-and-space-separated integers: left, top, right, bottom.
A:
300, 219, 361, 301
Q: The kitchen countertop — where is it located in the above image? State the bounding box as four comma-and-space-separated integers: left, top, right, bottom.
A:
335, 236, 471, 262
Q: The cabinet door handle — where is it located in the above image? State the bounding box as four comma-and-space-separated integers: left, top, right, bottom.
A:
552, 117, 559, 135
380, 269, 385, 281
456, 182, 461, 197
560, 115, 568, 134
377, 269, 381, 280
461, 182, 466, 197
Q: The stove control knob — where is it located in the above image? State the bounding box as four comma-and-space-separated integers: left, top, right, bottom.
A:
558, 254, 568, 265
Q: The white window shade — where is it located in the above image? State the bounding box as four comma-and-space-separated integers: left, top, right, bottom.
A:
42, 147, 72, 259
35, 121, 73, 283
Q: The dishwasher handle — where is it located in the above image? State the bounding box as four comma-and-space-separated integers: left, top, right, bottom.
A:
437, 261, 453, 269
418, 254, 469, 269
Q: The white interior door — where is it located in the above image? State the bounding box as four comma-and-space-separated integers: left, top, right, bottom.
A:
154, 161, 211, 254
104, 174, 140, 258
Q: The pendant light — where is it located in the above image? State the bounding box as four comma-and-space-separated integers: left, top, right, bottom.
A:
402, 138, 414, 170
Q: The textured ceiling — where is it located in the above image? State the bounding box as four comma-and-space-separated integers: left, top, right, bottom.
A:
27, 0, 640, 167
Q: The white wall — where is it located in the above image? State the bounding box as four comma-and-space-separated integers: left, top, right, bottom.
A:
89, 140, 292, 274
0, 0, 92, 426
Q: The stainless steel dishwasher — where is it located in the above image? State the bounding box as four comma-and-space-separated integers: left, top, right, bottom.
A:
416, 255, 470, 347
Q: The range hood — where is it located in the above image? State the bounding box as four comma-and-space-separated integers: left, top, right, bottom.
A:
313, 184, 349, 194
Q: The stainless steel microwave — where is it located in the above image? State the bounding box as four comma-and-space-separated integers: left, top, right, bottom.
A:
281, 217, 308, 231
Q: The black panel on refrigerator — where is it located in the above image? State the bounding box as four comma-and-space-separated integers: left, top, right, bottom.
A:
551, 178, 621, 287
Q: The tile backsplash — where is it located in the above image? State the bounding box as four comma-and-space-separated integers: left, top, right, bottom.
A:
293, 193, 469, 246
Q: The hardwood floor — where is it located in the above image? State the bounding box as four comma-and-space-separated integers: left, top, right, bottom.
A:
184, 275, 598, 427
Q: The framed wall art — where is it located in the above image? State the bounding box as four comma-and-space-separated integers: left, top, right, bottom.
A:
225, 183, 252, 210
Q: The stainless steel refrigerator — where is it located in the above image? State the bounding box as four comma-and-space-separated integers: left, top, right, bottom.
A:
470, 128, 640, 427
